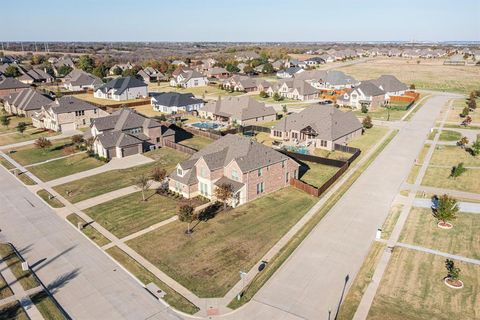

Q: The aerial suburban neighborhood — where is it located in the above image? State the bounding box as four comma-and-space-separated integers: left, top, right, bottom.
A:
0, 1, 479, 320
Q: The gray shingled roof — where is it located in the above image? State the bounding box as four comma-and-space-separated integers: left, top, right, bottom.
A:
214, 176, 245, 193
355, 81, 385, 97
202, 96, 276, 121
0, 77, 30, 90
178, 134, 292, 173
97, 131, 143, 149
48, 96, 100, 114
151, 92, 203, 108
370, 75, 407, 93
273, 105, 362, 141
92, 108, 163, 132
67, 71, 103, 88
97, 76, 146, 95
4, 88, 53, 111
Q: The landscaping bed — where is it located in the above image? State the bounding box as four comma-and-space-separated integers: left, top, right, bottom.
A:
28, 153, 104, 182
53, 148, 188, 203
84, 191, 180, 238
127, 187, 317, 298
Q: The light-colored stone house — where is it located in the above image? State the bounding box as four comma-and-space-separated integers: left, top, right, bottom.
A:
169, 70, 209, 88
168, 134, 300, 207
339, 81, 385, 110
94, 76, 148, 101
3, 88, 53, 118
32, 96, 108, 132
88, 108, 176, 159
198, 96, 276, 126
271, 105, 363, 150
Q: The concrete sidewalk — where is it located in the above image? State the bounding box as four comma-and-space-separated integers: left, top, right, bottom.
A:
412, 198, 480, 213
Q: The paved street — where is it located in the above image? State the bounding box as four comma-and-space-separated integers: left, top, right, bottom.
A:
0, 168, 184, 320
219, 93, 460, 320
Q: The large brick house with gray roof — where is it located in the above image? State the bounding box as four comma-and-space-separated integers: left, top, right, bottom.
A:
169, 134, 300, 207
4, 88, 53, 117
88, 108, 176, 159
271, 105, 362, 150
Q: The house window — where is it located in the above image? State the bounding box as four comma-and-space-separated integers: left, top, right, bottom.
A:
156, 137, 160, 143
285, 172, 289, 182
177, 168, 183, 176
130, 128, 141, 134
200, 182, 209, 196
175, 182, 181, 192
94, 109, 97, 114
258, 168, 263, 177
82, 119, 86, 125
231, 170, 239, 181
200, 167, 207, 178
282, 160, 285, 168
294, 170, 298, 179
256, 182, 264, 195
75, 110, 85, 116
274, 130, 282, 138
321, 140, 327, 147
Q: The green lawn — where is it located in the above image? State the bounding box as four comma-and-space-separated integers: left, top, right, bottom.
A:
37, 189, 65, 208
7, 138, 75, 166
85, 191, 179, 238
30, 291, 65, 320
367, 248, 480, 320
422, 166, 480, 194
128, 187, 317, 298
439, 130, 462, 142
106, 246, 199, 314
0, 112, 32, 134
337, 242, 385, 320
348, 126, 391, 162
66, 213, 111, 247
299, 161, 340, 188
400, 208, 480, 259
178, 135, 213, 150
28, 153, 104, 182
429, 145, 480, 167
53, 148, 189, 203
0, 128, 59, 146
0, 244, 39, 291
313, 148, 352, 161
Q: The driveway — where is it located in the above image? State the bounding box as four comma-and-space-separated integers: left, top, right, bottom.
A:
219, 93, 460, 320
0, 167, 182, 320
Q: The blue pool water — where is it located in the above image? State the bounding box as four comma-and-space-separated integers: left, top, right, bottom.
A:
286, 146, 310, 155
190, 122, 221, 130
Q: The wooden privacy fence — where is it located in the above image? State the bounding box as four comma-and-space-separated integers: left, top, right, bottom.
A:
289, 162, 349, 197
164, 140, 198, 155
182, 126, 222, 140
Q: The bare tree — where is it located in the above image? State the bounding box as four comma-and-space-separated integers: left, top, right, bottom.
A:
135, 174, 152, 201
34, 137, 52, 153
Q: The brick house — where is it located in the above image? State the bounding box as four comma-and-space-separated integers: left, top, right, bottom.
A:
3, 88, 53, 118
271, 105, 363, 150
88, 108, 176, 159
168, 134, 300, 207
0, 77, 30, 98
32, 96, 108, 132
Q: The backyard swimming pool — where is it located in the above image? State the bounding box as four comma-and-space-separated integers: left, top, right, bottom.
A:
190, 122, 222, 130
286, 146, 310, 155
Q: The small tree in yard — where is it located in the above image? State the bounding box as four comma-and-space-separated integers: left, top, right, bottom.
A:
71, 134, 84, 148
460, 106, 469, 118
135, 174, 152, 201
63, 145, 76, 165
259, 91, 268, 98
362, 115, 373, 129
457, 136, 469, 149
467, 97, 477, 110
471, 139, 480, 156
214, 183, 233, 209
34, 137, 52, 152
178, 204, 196, 234
84, 137, 94, 151
409, 84, 416, 90
16, 122, 27, 135
444, 259, 462, 287
361, 104, 368, 114
434, 194, 458, 228
0, 115, 10, 128
151, 167, 166, 182
273, 92, 283, 101
450, 162, 466, 179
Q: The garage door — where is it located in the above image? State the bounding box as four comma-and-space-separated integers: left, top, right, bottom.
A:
122, 145, 139, 157
60, 122, 76, 132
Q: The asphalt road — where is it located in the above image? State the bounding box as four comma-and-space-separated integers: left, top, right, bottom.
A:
0, 168, 182, 320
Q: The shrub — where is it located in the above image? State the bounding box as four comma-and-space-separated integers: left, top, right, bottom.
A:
362, 115, 373, 129
361, 105, 368, 114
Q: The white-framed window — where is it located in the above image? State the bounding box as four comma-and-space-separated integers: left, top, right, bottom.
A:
75, 110, 85, 116
285, 172, 289, 182
177, 168, 183, 176
258, 168, 263, 177
282, 160, 286, 168
231, 169, 239, 181
256, 182, 264, 195
321, 140, 327, 147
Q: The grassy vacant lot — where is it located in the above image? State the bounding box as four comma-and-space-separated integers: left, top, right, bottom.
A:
0, 244, 39, 291
337, 57, 480, 94
299, 161, 339, 188
429, 145, 480, 167
85, 191, 179, 238
28, 153, 104, 181
7, 138, 75, 166
106, 246, 199, 314
352, 103, 414, 121
400, 208, 480, 259
448, 98, 480, 125
0, 128, 58, 146
128, 187, 317, 297
178, 134, 213, 150
422, 166, 480, 193
30, 291, 65, 320
74, 93, 148, 106
439, 130, 462, 141
0, 301, 29, 320
367, 248, 480, 320
66, 213, 110, 247
337, 242, 385, 320
54, 148, 188, 203
37, 189, 64, 208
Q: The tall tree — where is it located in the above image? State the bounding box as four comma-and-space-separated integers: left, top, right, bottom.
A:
77, 55, 95, 73
214, 183, 233, 209
178, 204, 196, 234
262, 63, 274, 74
58, 65, 73, 77
135, 174, 152, 201
434, 194, 458, 227
151, 167, 167, 182
4, 65, 20, 77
